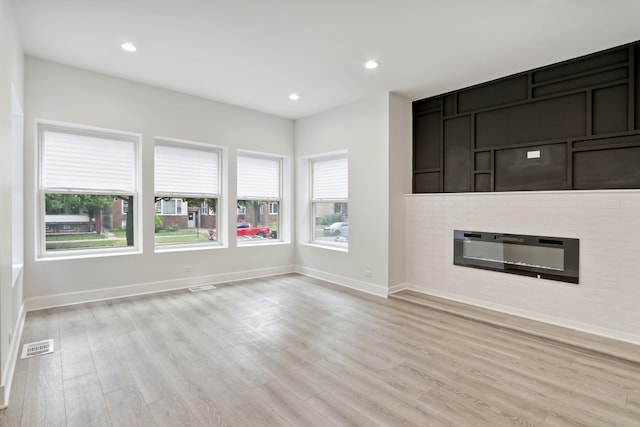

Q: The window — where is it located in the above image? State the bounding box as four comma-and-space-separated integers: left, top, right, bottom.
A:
154, 198, 184, 215
155, 140, 220, 247
122, 199, 129, 214
311, 153, 348, 248
38, 122, 139, 256
237, 151, 282, 242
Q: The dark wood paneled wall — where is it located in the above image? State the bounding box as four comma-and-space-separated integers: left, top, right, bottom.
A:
413, 41, 640, 193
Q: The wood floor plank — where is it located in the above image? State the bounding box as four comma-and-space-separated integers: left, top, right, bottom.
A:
628, 391, 640, 409
250, 379, 333, 427
153, 349, 236, 426
63, 373, 111, 427
10, 273, 640, 427
59, 319, 96, 381
21, 352, 66, 427
0, 369, 26, 426
236, 397, 294, 427
148, 393, 204, 427
305, 391, 381, 427
127, 354, 176, 404
103, 385, 155, 427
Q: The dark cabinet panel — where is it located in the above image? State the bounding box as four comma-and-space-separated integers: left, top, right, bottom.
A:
476, 94, 586, 149
532, 48, 627, 83
414, 112, 441, 170
574, 146, 640, 189
413, 98, 440, 114
475, 174, 491, 192
444, 116, 471, 192
475, 151, 491, 171
414, 172, 440, 193
413, 40, 640, 193
593, 84, 628, 135
444, 95, 455, 116
636, 46, 640, 130
495, 145, 567, 191
533, 67, 627, 98
458, 75, 528, 113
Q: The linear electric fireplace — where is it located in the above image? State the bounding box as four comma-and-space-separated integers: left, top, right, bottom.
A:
454, 230, 579, 284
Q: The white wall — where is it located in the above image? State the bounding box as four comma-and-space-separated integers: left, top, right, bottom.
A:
295, 92, 397, 296
405, 191, 640, 345
388, 93, 411, 291
0, 0, 25, 405
23, 57, 295, 308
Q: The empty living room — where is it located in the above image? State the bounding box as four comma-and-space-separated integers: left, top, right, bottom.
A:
1, 0, 640, 426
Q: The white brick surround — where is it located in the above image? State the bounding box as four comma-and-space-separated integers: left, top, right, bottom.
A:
404, 190, 640, 345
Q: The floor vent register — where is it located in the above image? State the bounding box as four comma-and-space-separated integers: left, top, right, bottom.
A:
21, 339, 54, 359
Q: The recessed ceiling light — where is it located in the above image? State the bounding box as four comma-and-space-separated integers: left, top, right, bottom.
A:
289, 93, 300, 101
364, 60, 379, 70
121, 42, 137, 52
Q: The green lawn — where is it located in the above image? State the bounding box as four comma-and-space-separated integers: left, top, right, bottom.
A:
111, 229, 127, 238
46, 228, 215, 250
154, 229, 212, 244
46, 240, 126, 250
46, 233, 106, 241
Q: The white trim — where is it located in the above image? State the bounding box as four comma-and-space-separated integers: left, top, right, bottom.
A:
300, 149, 348, 161
1, 303, 26, 409
295, 265, 388, 298
24, 266, 295, 312
36, 119, 143, 260
302, 242, 348, 253
405, 286, 640, 346
388, 282, 408, 295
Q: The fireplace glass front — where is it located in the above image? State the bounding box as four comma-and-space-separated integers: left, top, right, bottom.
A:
454, 230, 579, 284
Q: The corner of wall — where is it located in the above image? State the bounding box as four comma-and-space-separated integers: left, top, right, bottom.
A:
1, 302, 26, 409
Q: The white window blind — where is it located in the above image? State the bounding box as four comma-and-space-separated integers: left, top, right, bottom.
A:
237, 154, 280, 199
155, 144, 219, 196
313, 156, 348, 200
43, 130, 136, 193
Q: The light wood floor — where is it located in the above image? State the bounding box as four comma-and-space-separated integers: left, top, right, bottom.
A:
1, 274, 639, 426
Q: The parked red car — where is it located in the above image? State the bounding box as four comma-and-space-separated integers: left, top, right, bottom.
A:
208, 222, 270, 240
236, 222, 269, 237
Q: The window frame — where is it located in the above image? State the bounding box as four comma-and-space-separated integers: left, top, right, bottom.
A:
310, 151, 349, 249
154, 137, 223, 250
236, 150, 283, 244
37, 120, 142, 259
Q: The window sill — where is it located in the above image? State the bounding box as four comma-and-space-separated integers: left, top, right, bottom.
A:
237, 240, 290, 248
154, 243, 226, 254
302, 242, 349, 253
37, 247, 142, 262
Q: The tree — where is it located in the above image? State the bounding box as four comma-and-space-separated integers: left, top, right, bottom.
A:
45, 194, 115, 232
236, 199, 265, 226
117, 196, 134, 246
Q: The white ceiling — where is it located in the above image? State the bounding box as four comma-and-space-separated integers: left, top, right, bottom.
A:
10, 0, 640, 119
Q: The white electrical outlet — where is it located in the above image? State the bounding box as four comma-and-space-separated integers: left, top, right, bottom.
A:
184, 265, 192, 273
364, 270, 372, 278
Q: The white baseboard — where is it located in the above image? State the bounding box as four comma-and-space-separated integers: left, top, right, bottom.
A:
1, 302, 26, 409
295, 266, 388, 298
405, 286, 640, 346
24, 265, 295, 312
388, 282, 409, 295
